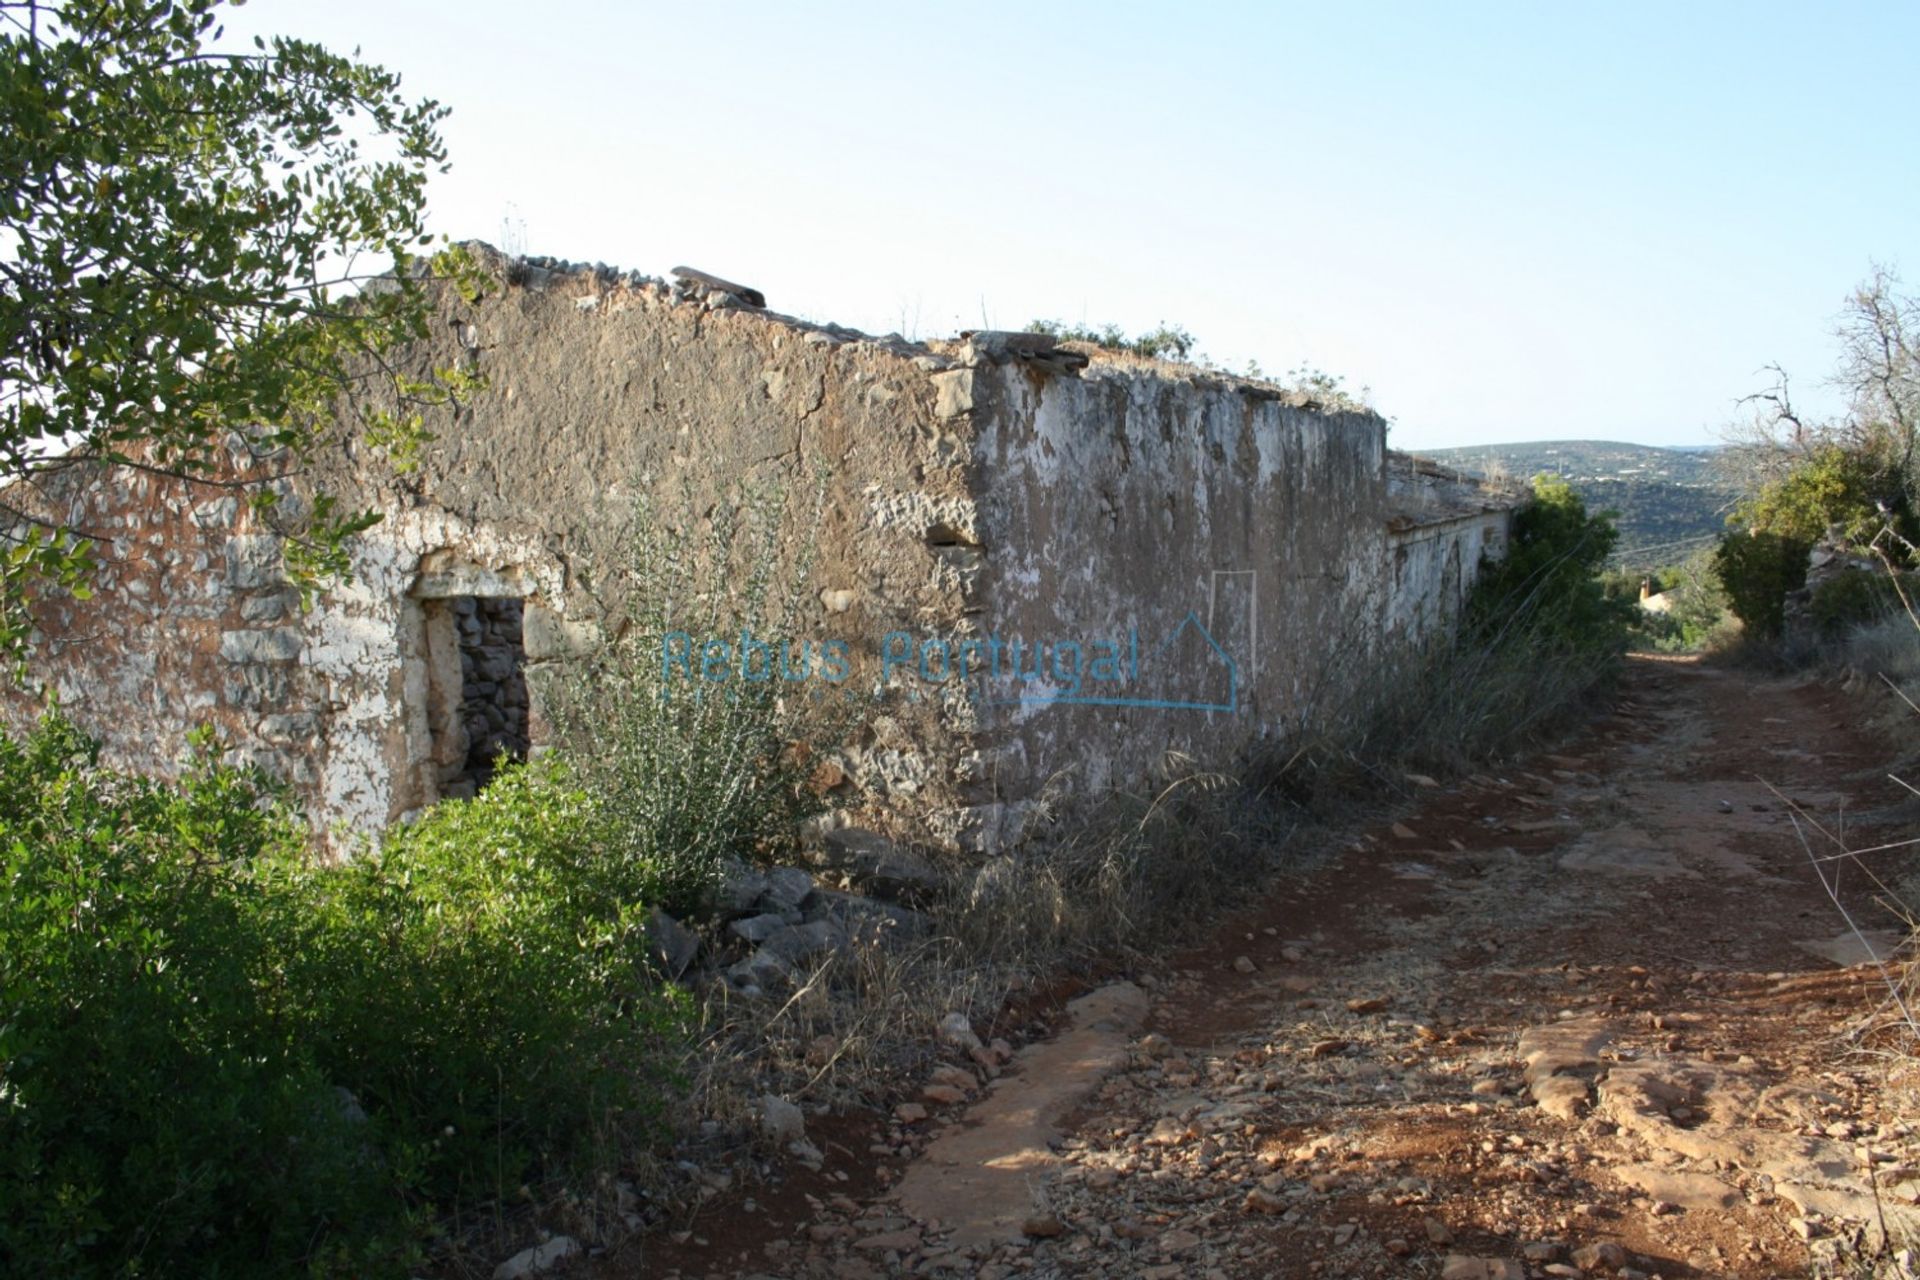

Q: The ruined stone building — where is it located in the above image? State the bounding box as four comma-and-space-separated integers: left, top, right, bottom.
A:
6, 248, 1519, 854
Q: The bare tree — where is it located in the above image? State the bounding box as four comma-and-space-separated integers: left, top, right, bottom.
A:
1836, 267, 1920, 497
1722, 268, 1920, 519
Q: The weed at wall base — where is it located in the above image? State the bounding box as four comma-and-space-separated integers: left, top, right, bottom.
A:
547, 472, 844, 921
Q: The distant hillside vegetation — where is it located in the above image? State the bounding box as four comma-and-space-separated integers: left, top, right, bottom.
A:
1423, 440, 1737, 570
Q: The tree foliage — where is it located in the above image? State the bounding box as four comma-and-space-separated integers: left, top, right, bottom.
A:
1733, 443, 1897, 544
1465, 474, 1631, 651
1713, 269, 1920, 637
1836, 268, 1920, 498
0, 0, 480, 660
1729, 270, 1919, 533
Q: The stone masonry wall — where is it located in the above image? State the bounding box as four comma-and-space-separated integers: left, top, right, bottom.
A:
938, 356, 1392, 849
1, 455, 327, 792
1383, 456, 1515, 643
3, 247, 1518, 859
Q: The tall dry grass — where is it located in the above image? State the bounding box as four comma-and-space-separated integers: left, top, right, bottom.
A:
1763, 559, 1920, 1275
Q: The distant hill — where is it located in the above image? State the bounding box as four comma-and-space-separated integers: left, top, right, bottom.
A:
1421, 440, 1739, 569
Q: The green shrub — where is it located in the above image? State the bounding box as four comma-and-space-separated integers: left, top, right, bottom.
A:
1465, 475, 1633, 651
0, 718, 688, 1278
1026, 318, 1196, 362
556, 647, 827, 918
1713, 442, 1919, 639
0, 720, 405, 1276
1714, 529, 1811, 638
283, 760, 688, 1214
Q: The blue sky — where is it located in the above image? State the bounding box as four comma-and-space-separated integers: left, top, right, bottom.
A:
224, 2, 1918, 450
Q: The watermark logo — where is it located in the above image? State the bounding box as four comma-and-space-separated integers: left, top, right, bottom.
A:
659, 610, 1241, 714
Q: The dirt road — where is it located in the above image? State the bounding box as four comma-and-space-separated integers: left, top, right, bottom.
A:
647, 656, 1920, 1279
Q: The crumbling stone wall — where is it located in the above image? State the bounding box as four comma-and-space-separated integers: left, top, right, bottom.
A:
922, 358, 1516, 850
0, 456, 329, 792
3, 247, 1518, 857
937, 355, 1389, 848
1384, 455, 1515, 642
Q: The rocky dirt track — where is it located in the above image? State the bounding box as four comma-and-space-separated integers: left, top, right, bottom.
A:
637, 656, 1920, 1280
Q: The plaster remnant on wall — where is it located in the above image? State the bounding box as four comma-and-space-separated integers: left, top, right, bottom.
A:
864, 487, 982, 542
931, 370, 975, 420
521, 604, 600, 662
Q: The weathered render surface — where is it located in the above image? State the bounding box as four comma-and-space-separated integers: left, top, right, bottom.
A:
4, 248, 1519, 854
1384, 453, 1515, 641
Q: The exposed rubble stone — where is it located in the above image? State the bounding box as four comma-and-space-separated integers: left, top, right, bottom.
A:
815, 828, 943, 901
644, 908, 701, 979
491, 1236, 578, 1280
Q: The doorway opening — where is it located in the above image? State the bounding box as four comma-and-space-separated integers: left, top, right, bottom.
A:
422, 595, 530, 799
